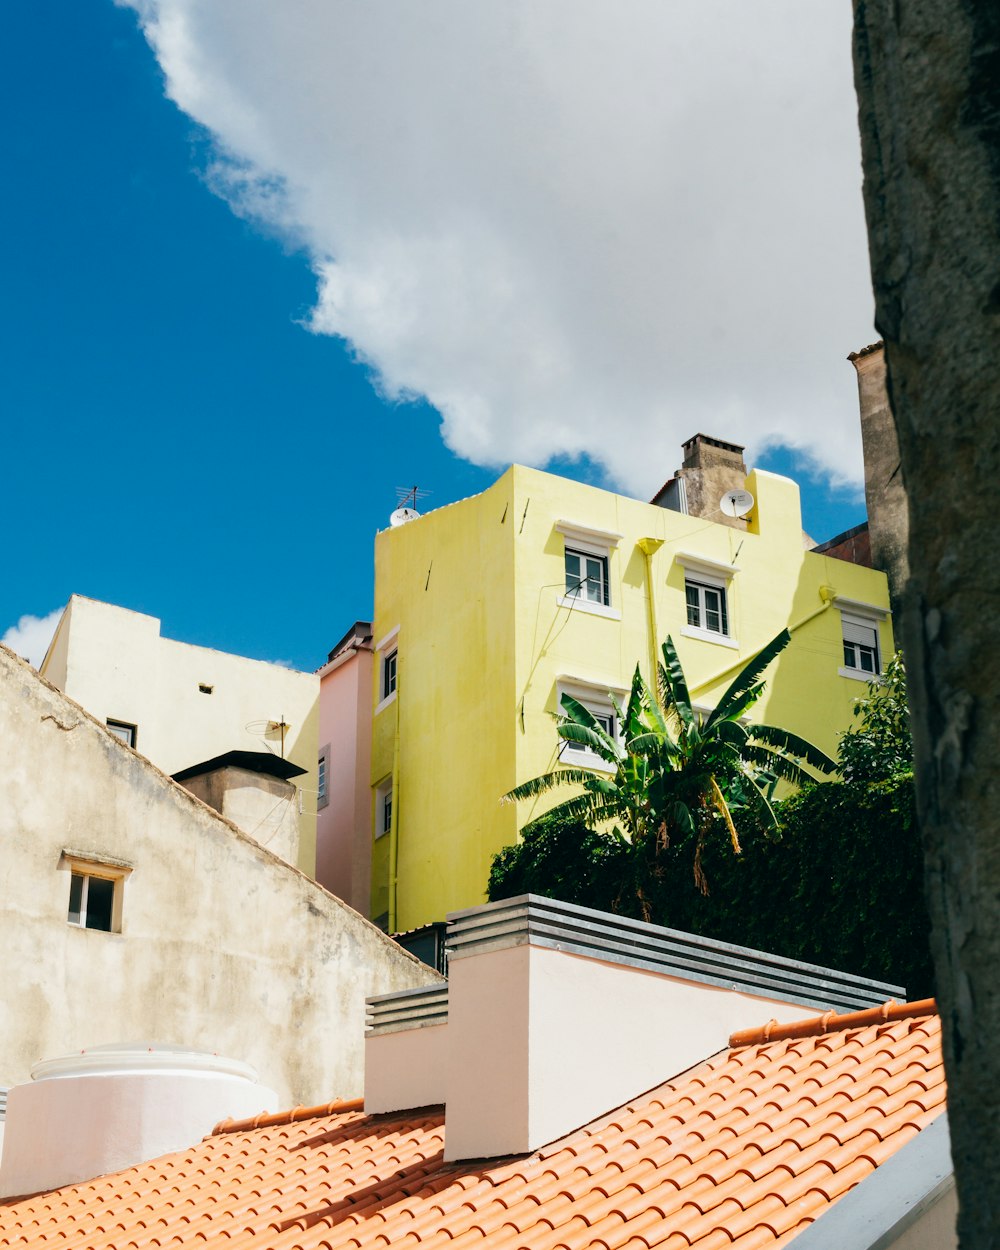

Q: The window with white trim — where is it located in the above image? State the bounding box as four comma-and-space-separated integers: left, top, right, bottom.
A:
841, 614, 880, 676
685, 579, 729, 636
375, 779, 393, 839
382, 649, 397, 700
554, 522, 623, 620
564, 548, 609, 606
556, 680, 624, 772
374, 626, 400, 711
676, 552, 740, 648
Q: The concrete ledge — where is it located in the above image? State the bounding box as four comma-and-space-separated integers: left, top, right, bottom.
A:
446, 895, 903, 1011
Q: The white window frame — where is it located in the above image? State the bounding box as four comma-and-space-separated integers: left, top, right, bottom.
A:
837, 599, 888, 681
555, 678, 627, 773
675, 552, 740, 649
374, 626, 399, 713
317, 745, 330, 810
555, 522, 623, 621
62, 850, 132, 935
374, 778, 393, 839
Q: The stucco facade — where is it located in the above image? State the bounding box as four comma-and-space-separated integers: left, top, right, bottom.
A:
371, 462, 894, 931
0, 645, 438, 1106
315, 624, 374, 912
40, 595, 320, 877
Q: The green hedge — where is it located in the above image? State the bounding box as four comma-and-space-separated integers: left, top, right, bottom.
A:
487, 775, 933, 998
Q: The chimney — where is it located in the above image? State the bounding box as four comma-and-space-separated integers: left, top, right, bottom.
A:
366, 896, 902, 1163
651, 434, 749, 530
0, 1044, 275, 1198
172, 750, 306, 866
848, 342, 909, 608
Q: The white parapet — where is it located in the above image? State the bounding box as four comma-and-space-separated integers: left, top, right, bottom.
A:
0, 1043, 276, 1199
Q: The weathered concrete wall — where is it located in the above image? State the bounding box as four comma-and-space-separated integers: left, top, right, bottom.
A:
849, 344, 909, 608
180, 766, 300, 868
39, 595, 321, 877
0, 646, 438, 1107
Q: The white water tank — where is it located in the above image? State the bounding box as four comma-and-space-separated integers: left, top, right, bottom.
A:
0, 1043, 276, 1199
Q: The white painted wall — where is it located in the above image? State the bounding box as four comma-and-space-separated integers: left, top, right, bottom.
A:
39, 596, 320, 876
444, 943, 819, 1161
0, 1046, 276, 1199
0, 644, 439, 1108
364, 1024, 448, 1113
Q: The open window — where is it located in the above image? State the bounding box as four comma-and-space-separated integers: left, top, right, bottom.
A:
62, 851, 132, 934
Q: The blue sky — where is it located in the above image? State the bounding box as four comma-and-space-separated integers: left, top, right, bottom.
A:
2, 2, 868, 672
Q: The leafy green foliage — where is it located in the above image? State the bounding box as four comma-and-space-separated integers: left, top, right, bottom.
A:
838, 651, 913, 784
503, 632, 835, 902
489, 650, 931, 995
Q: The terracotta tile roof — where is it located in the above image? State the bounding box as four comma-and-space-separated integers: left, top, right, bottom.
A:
0, 1004, 945, 1249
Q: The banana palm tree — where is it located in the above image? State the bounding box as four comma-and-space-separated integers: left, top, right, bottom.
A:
503, 630, 836, 900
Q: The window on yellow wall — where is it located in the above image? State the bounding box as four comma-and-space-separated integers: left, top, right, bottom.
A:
375, 779, 393, 838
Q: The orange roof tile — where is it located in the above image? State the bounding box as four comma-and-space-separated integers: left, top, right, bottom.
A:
0, 1004, 945, 1250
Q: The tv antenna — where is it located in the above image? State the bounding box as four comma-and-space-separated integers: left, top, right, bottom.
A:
720, 489, 754, 519
390, 485, 430, 528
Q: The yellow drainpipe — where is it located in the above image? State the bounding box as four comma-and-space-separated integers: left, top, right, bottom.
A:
689, 586, 837, 698
637, 538, 664, 698
388, 689, 402, 934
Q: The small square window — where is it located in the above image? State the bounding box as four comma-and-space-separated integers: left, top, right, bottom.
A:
685, 580, 729, 636
565, 548, 610, 607
65, 856, 130, 934
106, 719, 137, 748
375, 779, 393, 839
198, 683, 214, 695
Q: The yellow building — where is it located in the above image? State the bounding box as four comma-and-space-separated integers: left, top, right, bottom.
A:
370, 443, 892, 931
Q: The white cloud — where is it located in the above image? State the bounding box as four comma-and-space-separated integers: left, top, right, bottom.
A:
122, 0, 874, 495
2, 609, 63, 668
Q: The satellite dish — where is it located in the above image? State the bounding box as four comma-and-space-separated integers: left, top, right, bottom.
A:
720, 489, 754, 519
390, 506, 421, 527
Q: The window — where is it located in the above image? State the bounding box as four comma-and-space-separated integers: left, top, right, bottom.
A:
555, 521, 623, 620
375, 627, 400, 711
676, 552, 740, 649
564, 549, 609, 606
555, 679, 625, 772
106, 719, 137, 748
841, 614, 881, 677
198, 683, 214, 695
62, 852, 131, 934
375, 779, 393, 838
382, 649, 397, 699
685, 580, 729, 636
317, 746, 330, 810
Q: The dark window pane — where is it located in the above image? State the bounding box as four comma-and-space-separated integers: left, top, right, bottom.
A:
844, 642, 854, 667
68, 873, 84, 925
565, 551, 582, 595
85, 877, 115, 932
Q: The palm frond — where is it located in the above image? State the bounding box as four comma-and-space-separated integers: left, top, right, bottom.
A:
749, 723, 837, 774
706, 630, 791, 729
557, 721, 621, 761
741, 745, 818, 790
659, 636, 694, 727
502, 768, 596, 804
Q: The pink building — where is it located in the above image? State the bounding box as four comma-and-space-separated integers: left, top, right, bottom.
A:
315, 622, 373, 913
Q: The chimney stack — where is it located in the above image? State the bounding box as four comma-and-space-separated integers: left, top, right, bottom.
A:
366, 896, 902, 1163
651, 434, 749, 530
